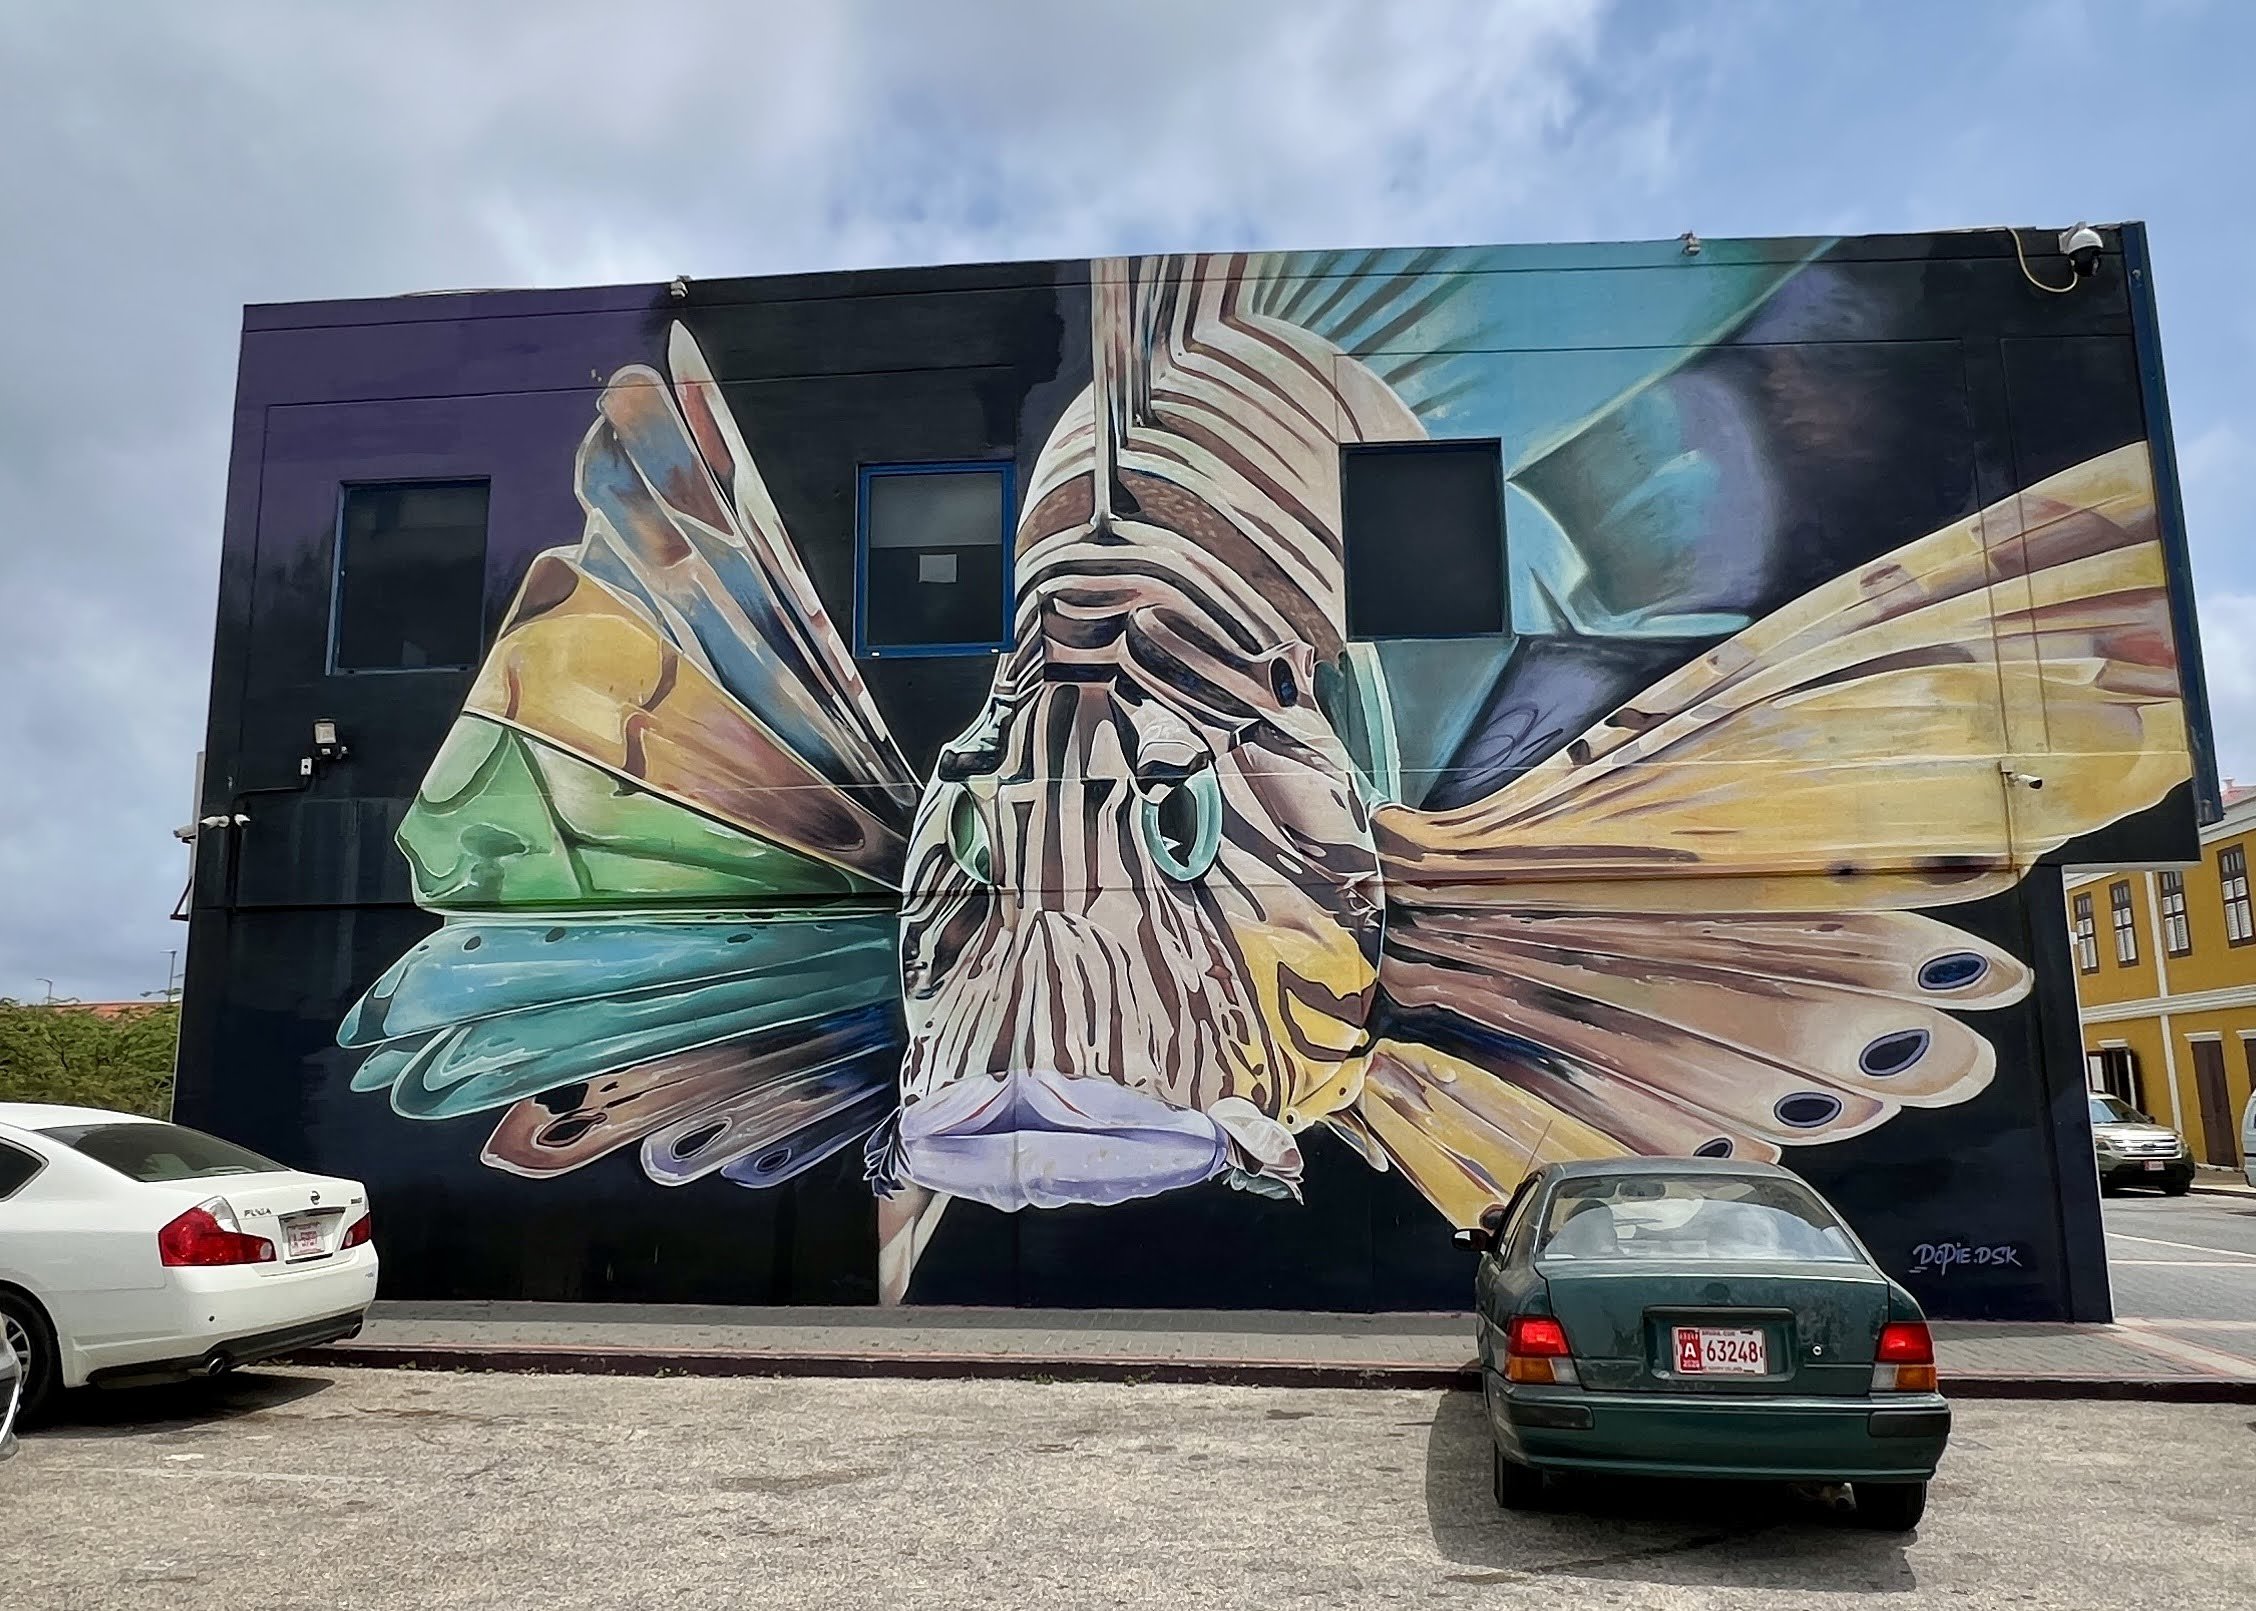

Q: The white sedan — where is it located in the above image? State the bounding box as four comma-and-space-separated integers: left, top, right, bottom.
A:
0, 1102, 378, 1423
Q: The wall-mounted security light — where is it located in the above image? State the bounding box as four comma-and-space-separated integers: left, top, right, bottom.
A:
1679, 231, 1702, 257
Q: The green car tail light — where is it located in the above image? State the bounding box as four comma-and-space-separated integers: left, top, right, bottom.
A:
1872, 1320, 1937, 1392
1505, 1314, 1579, 1386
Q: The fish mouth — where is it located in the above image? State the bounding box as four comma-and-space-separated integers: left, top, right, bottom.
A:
895, 1070, 1293, 1213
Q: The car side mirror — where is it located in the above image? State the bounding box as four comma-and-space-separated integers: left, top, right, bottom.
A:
1454, 1227, 1496, 1254
1479, 1203, 1510, 1235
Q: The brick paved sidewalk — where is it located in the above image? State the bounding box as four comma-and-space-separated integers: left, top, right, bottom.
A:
2191, 1166, 2256, 1198
297, 1300, 2256, 1400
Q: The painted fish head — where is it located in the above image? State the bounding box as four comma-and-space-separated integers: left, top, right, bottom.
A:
887, 532, 1386, 1213
880, 258, 1435, 1217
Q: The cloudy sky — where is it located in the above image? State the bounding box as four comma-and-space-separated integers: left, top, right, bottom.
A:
1, 0, 2250, 1001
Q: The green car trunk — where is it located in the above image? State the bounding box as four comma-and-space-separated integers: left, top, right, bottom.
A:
1545, 1260, 1890, 1396
1493, 1257, 1950, 1482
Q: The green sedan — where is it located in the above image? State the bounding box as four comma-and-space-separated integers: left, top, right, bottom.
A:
1464, 1157, 1948, 1532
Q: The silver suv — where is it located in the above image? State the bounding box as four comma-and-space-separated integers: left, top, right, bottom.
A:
2089, 1093, 2193, 1196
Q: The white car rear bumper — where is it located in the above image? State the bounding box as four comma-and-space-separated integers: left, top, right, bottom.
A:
65, 1246, 379, 1387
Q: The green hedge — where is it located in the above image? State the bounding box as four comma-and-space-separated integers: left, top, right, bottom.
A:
0, 1001, 180, 1118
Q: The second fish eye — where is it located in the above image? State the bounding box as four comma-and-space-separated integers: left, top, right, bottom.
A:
947, 787, 992, 884
1141, 768, 1222, 882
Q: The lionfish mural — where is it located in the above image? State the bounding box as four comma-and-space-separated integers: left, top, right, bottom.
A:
339, 250, 2190, 1302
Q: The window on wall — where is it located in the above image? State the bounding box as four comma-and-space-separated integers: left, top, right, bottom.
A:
1341, 442, 1506, 640
2159, 870, 2192, 956
2110, 880, 2138, 966
2223, 845, 2254, 946
332, 480, 490, 672
2072, 892, 2098, 973
857, 463, 1012, 656
2092, 1046, 2144, 1111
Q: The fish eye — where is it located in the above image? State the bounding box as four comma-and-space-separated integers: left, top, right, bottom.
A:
1141, 767, 1222, 881
946, 788, 993, 884
1270, 657, 1299, 709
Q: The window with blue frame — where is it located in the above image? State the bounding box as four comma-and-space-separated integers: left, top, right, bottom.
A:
856, 462, 1013, 656
331, 479, 489, 672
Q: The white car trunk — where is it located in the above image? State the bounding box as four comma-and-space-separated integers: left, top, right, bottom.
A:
145, 1173, 368, 1269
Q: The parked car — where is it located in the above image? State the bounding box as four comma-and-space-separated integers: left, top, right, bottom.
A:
0, 1103, 378, 1424
2243, 1091, 2256, 1191
2087, 1093, 2193, 1195
1463, 1157, 1948, 1532
1, 1330, 20, 1460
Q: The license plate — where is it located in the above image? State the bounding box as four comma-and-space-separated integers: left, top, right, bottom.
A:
284, 1217, 327, 1259
1672, 1325, 1768, 1375
2144, 1160, 2166, 1172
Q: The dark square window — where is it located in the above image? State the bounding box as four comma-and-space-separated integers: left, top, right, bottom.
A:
857, 463, 1011, 656
1341, 442, 1506, 640
332, 481, 489, 672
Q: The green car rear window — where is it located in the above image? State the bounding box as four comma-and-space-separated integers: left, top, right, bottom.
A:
1537, 1174, 1862, 1263
38, 1122, 286, 1184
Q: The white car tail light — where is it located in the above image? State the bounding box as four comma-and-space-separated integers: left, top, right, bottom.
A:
158, 1198, 276, 1267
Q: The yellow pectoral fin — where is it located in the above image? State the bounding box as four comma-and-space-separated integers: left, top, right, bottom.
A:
467, 555, 907, 881
1378, 443, 2190, 913
1352, 1039, 1627, 1228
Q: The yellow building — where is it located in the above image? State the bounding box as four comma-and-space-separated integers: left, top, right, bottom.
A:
2069, 787, 2256, 1169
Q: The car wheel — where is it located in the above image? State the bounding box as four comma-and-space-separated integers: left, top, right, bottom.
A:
1492, 1444, 1548, 1511
0, 1289, 60, 1429
2097, 1177, 2119, 1197
1852, 1480, 1927, 1532
2163, 1178, 2192, 1197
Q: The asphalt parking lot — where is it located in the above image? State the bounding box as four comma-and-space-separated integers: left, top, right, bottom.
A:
5, 1368, 2252, 1610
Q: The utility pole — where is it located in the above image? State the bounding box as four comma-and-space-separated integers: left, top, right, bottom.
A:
164, 950, 180, 1001
36, 978, 54, 1004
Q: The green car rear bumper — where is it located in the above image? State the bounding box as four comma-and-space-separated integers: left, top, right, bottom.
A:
1489, 1374, 1950, 1482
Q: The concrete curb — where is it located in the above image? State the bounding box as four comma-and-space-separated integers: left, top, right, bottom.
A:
289, 1342, 2256, 1402
292, 1343, 1477, 1391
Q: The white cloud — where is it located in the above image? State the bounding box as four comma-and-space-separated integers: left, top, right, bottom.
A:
0, 0, 1659, 997
1, 0, 2249, 996
2196, 591, 2256, 789
2173, 420, 2255, 782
